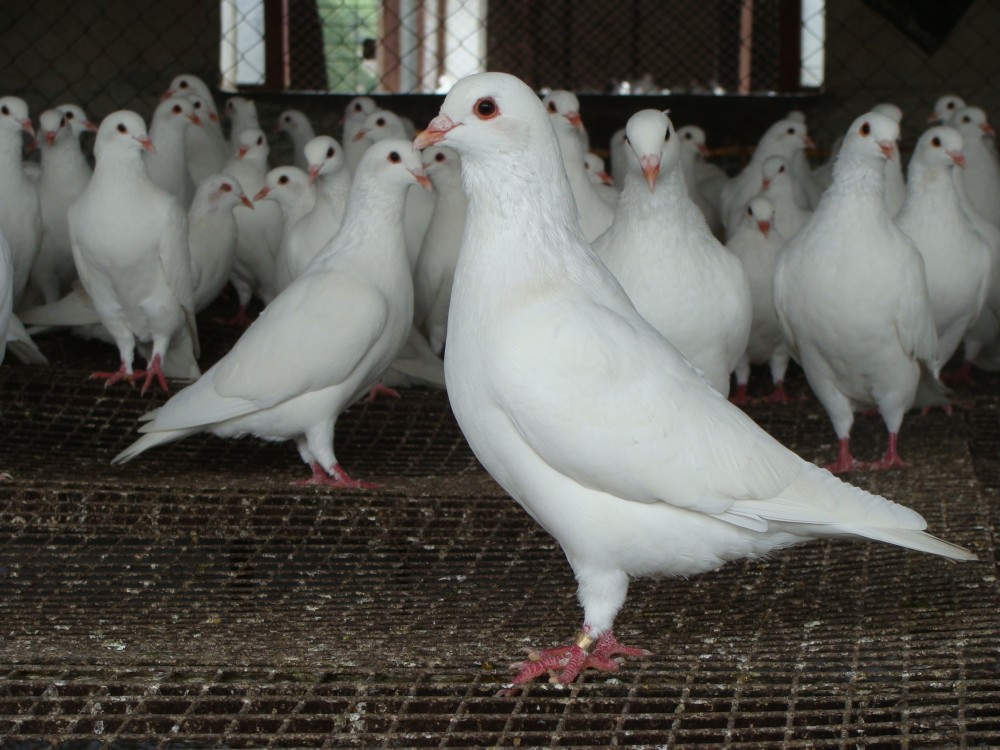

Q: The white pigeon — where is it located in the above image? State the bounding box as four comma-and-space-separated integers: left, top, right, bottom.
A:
550, 110, 614, 242
0, 96, 42, 309
774, 112, 941, 473
189, 174, 253, 312
929, 94, 966, 125
676, 125, 724, 237
721, 118, 813, 236
30, 108, 92, 304
541, 90, 589, 151
872, 103, 906, 216
220, 127, 283, 325
145, 97, 201, 207
256, 166, 317, 292
811, 135, 842, 193
414, 146, 466, 355
757, 155, 811, 240
342, 96, 377, 173
69, 111, 199, 391
113, 140, 428, 488
225, 96, 261, 154
413, 72, 974, 689
609, 126, 628, 183
726, 196, 795, 404
785, 111, 823, 208
583, 152, 620, 206
896, 125, 990, 377
0, 226, 45, 366
161, 74, 229, 182
948, 106, 1000, 227
593, 109, 751, 397
56, 103, 98, 143
274, 109, 316, 169
277, 135, 352, 290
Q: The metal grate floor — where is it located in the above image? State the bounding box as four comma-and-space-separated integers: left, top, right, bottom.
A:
1, 309, 999, 749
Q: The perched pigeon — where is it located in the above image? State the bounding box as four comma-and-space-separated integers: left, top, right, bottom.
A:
774, 112, 941, 473
541, 89, 589, 151
189, 174, 253, 312
56, 103, 98, 140
549, 108, 613, 242
593, 109, 751, 397
69, 111, 199, 391
929, 94, 965, 125
414, 72, 974, 689
0, 96, 42, 308
726, 197, 794, 403
224, 96, 261, 155
114, 141, 428, 487
342, 96, 377, 172
897, 125, 990, 377
676, 124, 724, 238
582, 152, 619, 206
145, 97, 201, 207
256, 166, 317, 293
161, 74, 229, 182
274, 109, 316, 169
948, 106, 1000, 228
757, 155, 811, 240
872, 103, 906, 216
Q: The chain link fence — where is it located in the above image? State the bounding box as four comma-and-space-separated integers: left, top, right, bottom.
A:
2, 1, 999, 158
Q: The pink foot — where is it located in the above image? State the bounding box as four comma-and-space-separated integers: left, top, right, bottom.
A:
920, 403, 955, 417
294, 462, 382, 489
129, 354, 169, 394
824, 437, 861, 474
729, 383, 749, 405
942, 361, 974, 386
761, 381, 806, 404
503, 629, 651, 691
214, 305, 253, 328
368, 382, 401, 402
90, 361, 131, 387
867, 433, 910, 471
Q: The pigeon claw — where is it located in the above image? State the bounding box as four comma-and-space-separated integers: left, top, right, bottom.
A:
130, 354, 169, 395
295, 462, 382, 490
214, 305, 253, 328
760, 381, 806, 405
823, 438, 860, 474
941, 361, 975, 387
90, 362, 131, 387
867, 433, 910, 471
506, 631, 650, 689
728, 383, 750, 406
367, 382, 401, 402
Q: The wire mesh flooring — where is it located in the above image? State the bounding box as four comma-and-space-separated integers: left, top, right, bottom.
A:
1, 309, 999, 749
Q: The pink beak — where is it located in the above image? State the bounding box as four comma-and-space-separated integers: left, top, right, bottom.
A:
160, 88, 175, 102
237, 145, 249, 158
981, 122, 996, 136
352, 129, 367, 142
761, 178, 771, 191
413, 115, 455, 149
639, 155, 660, 192
19, 118, 35, 138
189, 113, 202, 127
253, 186, 270, 201
757, 220, 771, 238
948, 150, 966, 168
927, 112, 941, 124
307, 164, 321, 185
136, 135, 156, 154
43, 131, 56, 146
411, 168, 433, 191
240, 194, 254, 209
84, 120, 98, 132
565, 112, 583, 128
803, 135, 816, 149
878, 140, 896, 160
597, 170, 614, 186
696, 143, 709, 156
209, 112, 220, 123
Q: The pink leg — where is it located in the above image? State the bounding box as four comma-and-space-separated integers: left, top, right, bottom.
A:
868, 432, 910, 471
90, 361, 131, 387
824, 437, 861, 474
368, 381, 401, 402
214, 304, 253, 328
942, 360, 974, 386
920, 403, 955, 417
505, 628, 651, 689
761, 381, 806, 405
294, 461, 382, 489
729, 383, 749, 406
130, 354, 169, 395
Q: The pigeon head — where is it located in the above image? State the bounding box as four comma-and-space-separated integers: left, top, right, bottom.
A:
234, 128, 269, 161
275, 109, 307, 135
341, 96, 375, 126
56, 103, 98, 137
744, 195, 775, 238
162, 73, 211, 103
353, 109, 405, 143
421, 146, 462, 190
760, 155, 790, 192
38, 108, 69, 147
842, 111, 899, 161
94, 110, 154, 159
872, 102, 903, 125
950, 106, 995, 137
180, 95, 219, 125
200, 173, 253, 210
929, 94, 965, 124
624, 109, 679, 192
304, 135, 346, 184
358, 139, 430, 191
583, 153, 613, 186
153, 97, 202, 129
542, 90, 583, 130
255, 166, 311, 204
913, 125, 965, 169
677, 125, 709, 156
0, 96, 34, 138
225, 96, 257, 122
759, 118, 813, 157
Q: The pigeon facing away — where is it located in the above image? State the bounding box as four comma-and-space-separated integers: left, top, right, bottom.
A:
69, 111, 199, 392
593, 109, 751, 397
774, 112, 941, 473
114, 141, 428, 488
414, 72, 974, 689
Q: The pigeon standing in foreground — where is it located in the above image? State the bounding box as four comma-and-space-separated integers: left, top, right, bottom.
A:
593, 109, 751, 397
69, 111, 199, 392
114, 141, 428, 487
414, 73, 974, 690
774, 112, 941, 472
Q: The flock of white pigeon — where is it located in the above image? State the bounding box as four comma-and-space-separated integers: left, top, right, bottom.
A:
0, 70, 990, 688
